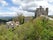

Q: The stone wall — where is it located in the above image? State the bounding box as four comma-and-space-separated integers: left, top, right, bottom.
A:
35, 6, 48, 18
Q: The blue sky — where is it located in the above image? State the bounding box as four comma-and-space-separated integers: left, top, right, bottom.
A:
0, 0, 53, 17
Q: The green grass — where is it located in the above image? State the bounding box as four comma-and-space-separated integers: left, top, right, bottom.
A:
0, 16, 53, 40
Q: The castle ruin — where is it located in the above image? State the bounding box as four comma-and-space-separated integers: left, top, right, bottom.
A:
35, 6, 48, 18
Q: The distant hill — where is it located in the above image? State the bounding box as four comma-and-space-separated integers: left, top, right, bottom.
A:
0, 16, 13, 21
48, 15, 53, 18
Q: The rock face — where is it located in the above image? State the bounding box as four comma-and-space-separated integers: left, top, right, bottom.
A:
6, 21, 20, 28
35, 6, 48, 18
40, 15, 53, 20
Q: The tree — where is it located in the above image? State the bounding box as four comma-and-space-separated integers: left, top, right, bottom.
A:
13, 13, 24, 24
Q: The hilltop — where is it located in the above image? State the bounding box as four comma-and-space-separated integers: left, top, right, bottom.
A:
19, 16, 53, 40
0, 16, 53, 40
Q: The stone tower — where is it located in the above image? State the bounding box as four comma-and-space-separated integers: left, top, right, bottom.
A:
35, 6, 48, 18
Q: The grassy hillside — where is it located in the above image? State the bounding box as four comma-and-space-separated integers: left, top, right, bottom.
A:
0, 16, 53, 40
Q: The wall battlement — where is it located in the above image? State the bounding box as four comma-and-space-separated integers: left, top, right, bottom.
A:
35, 6, 48, 18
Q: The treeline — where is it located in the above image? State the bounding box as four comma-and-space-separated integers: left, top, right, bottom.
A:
0, 18, 12, 24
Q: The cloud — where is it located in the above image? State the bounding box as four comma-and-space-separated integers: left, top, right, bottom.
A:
8, 7, 19, 12
0, 0, 8, 6
12, 0, 38, 10
1, 0, 53, 17
7, 6, 34, 17
48, 5, 53, 15
12, 0, 48, 11
0, 7, 2, 10
11, 0, 53, 15
0, 12, 17, 17
47, 0, 53, 3
0, 0, 3, 2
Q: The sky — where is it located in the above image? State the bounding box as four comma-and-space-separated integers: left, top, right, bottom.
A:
0, 0, 53, 17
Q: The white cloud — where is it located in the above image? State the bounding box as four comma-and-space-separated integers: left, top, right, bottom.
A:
12, 0, 48, 10
0, 0, 53, 17
47, 0, 53, 3
0, 0, 3, 2
8, 6, 34, 17
1, 1, 8, 6
0, 12, 17, 17
0, 0, 50, 16
0, 7, 2, 10
7, 0, 53, 16
0, 0, 8, 6
8, 7, 18, 12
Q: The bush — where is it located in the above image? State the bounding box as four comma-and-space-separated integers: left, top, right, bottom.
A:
0, 16, 53, 40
